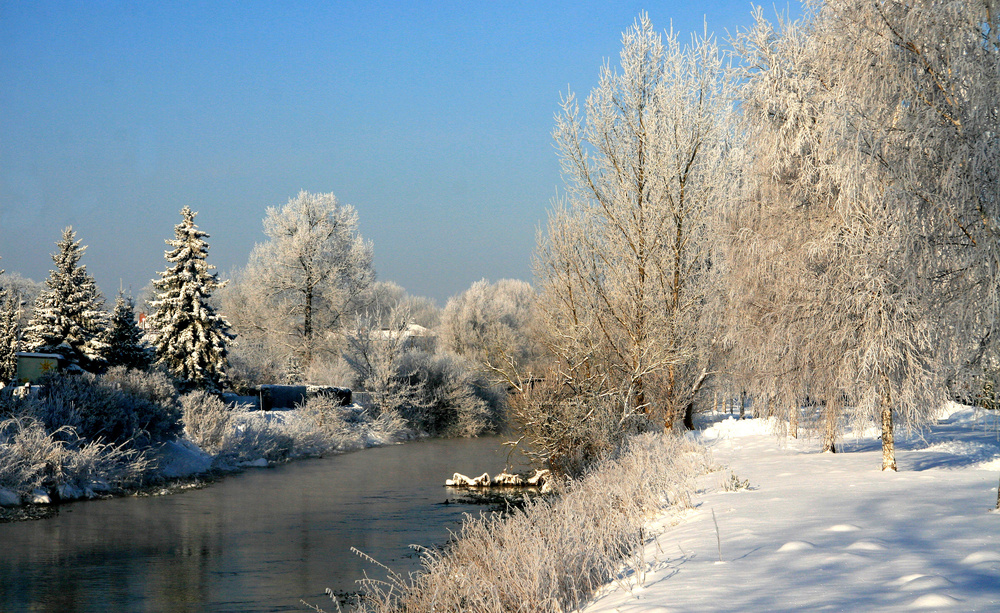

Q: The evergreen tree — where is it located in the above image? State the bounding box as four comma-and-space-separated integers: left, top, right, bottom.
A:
149, 206, 233, 391
102, 291, 150, 371
23, 228, 107, 370
0, 267, 21, 384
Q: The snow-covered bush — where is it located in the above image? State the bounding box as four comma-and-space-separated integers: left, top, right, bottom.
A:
179, 391, 233, 454
0, 416, 151, 499
394, 350, 505, 437
356, 432, 705, 613
286, 393, 408, 456
180, 391, 292, 463
101, 366, 177, 408
343, 308, 504, 437
225, 338, 291, 394
30, 372, 182, 446
509, 370, 651, 477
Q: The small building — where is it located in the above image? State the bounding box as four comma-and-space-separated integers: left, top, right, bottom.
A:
15, 352, 66, 384
374, 323, 437, 352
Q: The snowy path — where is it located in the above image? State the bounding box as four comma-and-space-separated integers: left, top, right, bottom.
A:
582, 407, 1000, 612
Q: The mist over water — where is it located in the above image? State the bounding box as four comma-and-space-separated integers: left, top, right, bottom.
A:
0, 436, 514, 612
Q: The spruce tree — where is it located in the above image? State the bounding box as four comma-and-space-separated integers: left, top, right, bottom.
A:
102, 291, 150, 371
150, 206, 233, 391
23, 228, 107, 370
0, 269, 21, 383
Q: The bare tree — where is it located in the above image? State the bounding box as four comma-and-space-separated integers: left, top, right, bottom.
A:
235, 190, 374, 368
537, 14, 735, 429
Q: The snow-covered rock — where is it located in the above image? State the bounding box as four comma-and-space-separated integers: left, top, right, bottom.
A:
446, 472, 492, 487
56, 483, 84, 501
0, 488, 20, 507
492, 471, 524, 486
241, 458, 269, 468
30, 489, 51, 505
153, 438, 213, 478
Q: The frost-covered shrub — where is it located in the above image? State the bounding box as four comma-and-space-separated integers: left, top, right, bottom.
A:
31, 373, 182, 446
180, 391, 293, 463
394, 350, 505, 437
510, 371, 651, 477
225, 338, 291, 394
179, 390, 233, 454
101, 366, 177, 407
356, 432, 704, 613
0, 416, 152, 498
283, 393, 408, 456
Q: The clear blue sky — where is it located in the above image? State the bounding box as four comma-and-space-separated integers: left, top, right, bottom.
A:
1, 1, 799, 305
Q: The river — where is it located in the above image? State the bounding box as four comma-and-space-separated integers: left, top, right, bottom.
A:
0, 436, 517, 612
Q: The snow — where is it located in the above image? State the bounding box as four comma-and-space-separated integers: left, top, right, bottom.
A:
581, 405, 1000, 612
152, 438, 214, 478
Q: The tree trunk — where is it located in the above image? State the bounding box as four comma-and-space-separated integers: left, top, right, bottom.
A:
821, 402, 837, 453
995, 473, 999, 510
303, 285, 314, 366
739, 391, 746, 419
683, 401, 695, 430
881, 386, 897, 471
790, 405, 798, 439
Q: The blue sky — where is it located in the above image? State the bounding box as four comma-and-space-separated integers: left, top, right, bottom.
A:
1, 1, 799, 304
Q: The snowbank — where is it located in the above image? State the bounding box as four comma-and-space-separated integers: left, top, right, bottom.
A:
581, 406, 1000, 612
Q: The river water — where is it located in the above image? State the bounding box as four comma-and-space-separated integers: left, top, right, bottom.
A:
0, 436, 516, 612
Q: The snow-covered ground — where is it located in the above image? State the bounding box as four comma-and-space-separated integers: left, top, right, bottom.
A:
583, 405, 1000, 612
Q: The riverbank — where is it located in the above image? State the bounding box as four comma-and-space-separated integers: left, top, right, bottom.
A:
352, 431, 710, 613
581, 405, 1000, 612
1, 399, 412, 521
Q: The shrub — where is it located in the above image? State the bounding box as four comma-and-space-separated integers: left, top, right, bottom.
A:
355, 432, 705, 613
509, 372, 652, 477
101, 366, 177, 407
283, 393, 409, 456
31, 372, 182, 446
0, 416, 152, 498
394, 350, 506, 437
180, 391, 294, 464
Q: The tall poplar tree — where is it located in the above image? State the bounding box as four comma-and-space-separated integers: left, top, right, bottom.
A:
537, 14, 734, 427
23, 228, 107, 370
150, 207, 232, 391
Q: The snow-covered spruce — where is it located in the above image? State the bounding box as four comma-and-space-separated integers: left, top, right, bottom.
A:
102, 291, 150, 371
0, 273, 20, 383
149, 207, 233, 392
22, 228, 107, 370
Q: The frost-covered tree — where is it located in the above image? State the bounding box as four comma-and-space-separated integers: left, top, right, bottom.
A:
149, 207, 232, 392
23, 228, 107, 370
102, 291, 150, 371
725, 1, 1000, 470
234, 190, 374, 368
536, 14, 735, 429
0, 265, 22, 383
365, 280, 441, 329
439, 278, 541, 386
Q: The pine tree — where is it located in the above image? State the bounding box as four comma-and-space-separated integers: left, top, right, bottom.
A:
0, 269, 22, 384
149, 206, 233, 391
23, 228, 108, 370
102, 291, 150, 371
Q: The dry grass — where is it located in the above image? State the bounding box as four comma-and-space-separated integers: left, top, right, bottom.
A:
181, 391, 410, 466
0, 416, 152, 499
353, 432, 706, 613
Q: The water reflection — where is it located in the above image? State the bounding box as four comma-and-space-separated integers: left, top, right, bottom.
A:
0, 436, 514, 612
